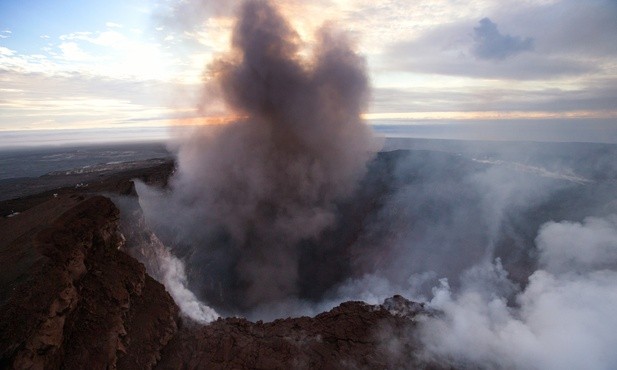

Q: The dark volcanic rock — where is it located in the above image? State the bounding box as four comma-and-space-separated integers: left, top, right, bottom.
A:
0, 196, 178, 370
156, 299, 440, 370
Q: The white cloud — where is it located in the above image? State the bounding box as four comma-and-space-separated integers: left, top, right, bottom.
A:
0, 29, 176, 81
59, 31, 92, 41
0, 46, 16, 56
0, 65, 193, 131
58, 42, 91, 61
60, 30, 128, 48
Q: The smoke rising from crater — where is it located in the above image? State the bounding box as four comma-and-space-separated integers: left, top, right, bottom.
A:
137, 2, 617, 367
143, 0, 374, 313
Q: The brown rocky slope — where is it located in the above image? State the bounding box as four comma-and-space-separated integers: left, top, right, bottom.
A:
0, 195, 178, 369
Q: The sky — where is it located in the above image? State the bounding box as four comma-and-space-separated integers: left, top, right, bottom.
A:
1, 0, 616, 145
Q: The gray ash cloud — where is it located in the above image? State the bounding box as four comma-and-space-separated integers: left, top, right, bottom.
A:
141, 0, 374, 313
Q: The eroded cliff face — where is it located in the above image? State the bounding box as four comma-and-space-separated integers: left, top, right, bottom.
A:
0, 195, 178, 370
0, 193, 442, 370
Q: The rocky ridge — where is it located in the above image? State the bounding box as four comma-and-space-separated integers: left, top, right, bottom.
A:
0, 196, 178, 369
156, 296, 439, 369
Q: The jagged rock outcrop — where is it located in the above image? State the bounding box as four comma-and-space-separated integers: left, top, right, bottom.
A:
0, 195, 178, 370
156, 299, 442, 370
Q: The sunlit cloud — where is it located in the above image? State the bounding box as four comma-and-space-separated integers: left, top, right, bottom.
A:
0, 0, 615, 142
0, 46, 15, 56
60, 30, 128, 48
58, 42, 92, 61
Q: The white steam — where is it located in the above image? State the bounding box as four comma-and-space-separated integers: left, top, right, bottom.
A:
130, 181, 220, 323
155, 246, 220, 323
538, 215, 617, 274
420, 215, 617, 370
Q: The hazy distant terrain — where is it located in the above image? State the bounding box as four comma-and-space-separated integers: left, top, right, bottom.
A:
0, 142, 171, 203
0, 142, 170, 180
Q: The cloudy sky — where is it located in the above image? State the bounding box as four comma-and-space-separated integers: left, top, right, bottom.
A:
1, 0, 616, 144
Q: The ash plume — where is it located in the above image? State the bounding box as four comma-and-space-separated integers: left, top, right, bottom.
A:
141, 0, 374, 314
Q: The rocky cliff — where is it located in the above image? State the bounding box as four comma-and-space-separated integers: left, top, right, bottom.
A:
0, 195, 178, 369
156, 296, 437, 369
0, 192, 443, 369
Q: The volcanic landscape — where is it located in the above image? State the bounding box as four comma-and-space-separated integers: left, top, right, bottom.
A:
2, 1, 617, 369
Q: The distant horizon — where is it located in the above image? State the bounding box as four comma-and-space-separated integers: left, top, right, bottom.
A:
1, 118, 617, 150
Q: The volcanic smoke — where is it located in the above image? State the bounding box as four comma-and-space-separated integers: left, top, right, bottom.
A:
141, 0, 374, 314
135, 1, 617, 367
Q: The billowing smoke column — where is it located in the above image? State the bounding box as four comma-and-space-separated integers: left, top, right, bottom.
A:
157, 0, 373, 313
